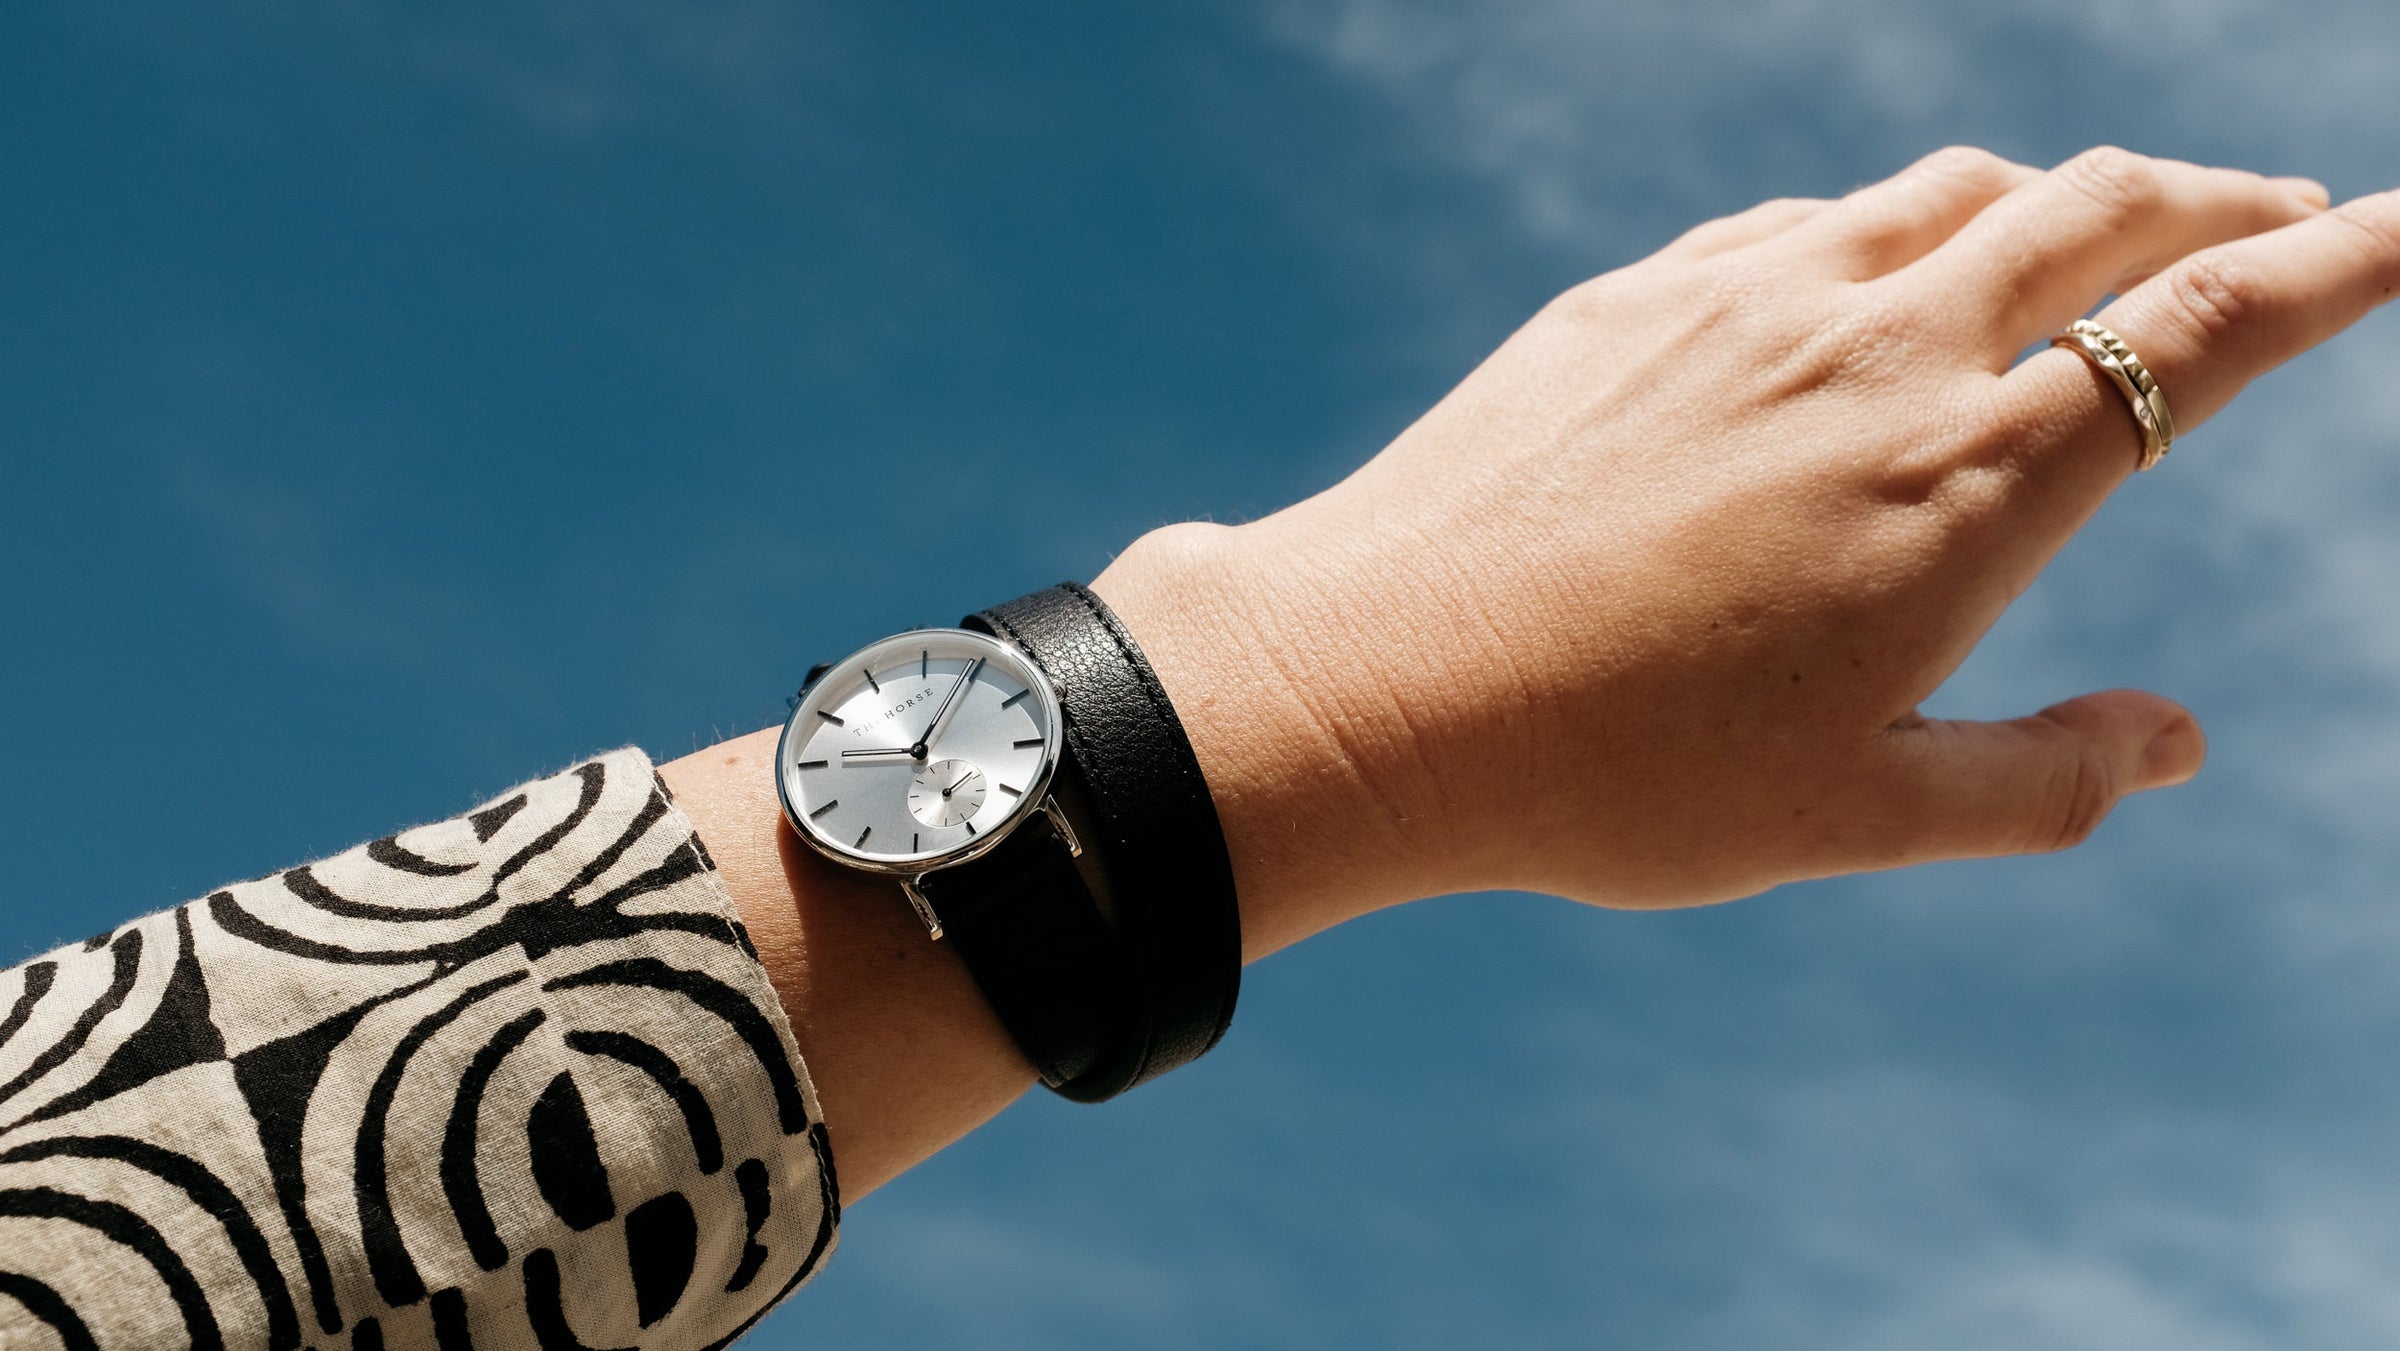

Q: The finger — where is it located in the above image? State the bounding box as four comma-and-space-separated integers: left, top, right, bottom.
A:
1781, 146, 2040, 279
2092, 187, 2400, 431
1988, 186, 2400, 527
1865, 690, 2204, 864
2113, 178, 2335, 291
1904, 146, 2325, 363
1654, 197, 1831, 261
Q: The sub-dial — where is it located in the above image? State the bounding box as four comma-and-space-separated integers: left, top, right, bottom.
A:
907, 758, 986, 830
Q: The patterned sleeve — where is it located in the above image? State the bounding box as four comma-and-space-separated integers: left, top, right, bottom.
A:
0, 749, 839, 1351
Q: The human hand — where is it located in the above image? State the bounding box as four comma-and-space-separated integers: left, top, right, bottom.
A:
1094, 147, 2400, 953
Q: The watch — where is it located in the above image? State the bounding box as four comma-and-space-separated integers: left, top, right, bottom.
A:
774, 584, 1240, 1101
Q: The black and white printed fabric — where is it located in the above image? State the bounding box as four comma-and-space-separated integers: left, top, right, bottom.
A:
0, 749, 839, 1351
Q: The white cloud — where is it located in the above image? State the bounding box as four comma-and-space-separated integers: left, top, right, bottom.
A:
1516, 1052, 2400, 1350
1268, 0, 2400, 253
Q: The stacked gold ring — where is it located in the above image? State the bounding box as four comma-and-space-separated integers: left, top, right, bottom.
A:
2050, 318, 2177, 471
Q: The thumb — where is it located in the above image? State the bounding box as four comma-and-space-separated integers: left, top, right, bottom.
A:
1872, 689, 2206, 861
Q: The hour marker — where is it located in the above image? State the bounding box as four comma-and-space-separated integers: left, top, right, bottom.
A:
863, 668, 881, 693
854, 825, 872, 848
1001, 688, 1030, 709
921, 649, 929, 678
999, 782, 1022, 796
964, 820, 977, 837
912, 832, 920, 851
817, 710, 844, 726
1013, 737, 1043, 749
797, 759, 827, 770
809, 799, 839, 820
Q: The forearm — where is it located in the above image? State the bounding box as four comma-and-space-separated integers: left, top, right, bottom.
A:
657, 522, 1409, 1199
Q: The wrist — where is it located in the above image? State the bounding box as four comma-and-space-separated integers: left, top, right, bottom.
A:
664, 529, 1464, 1193
1090, 520, 1471, 961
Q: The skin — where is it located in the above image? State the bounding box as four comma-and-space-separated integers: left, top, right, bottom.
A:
662, 146, 2400, 1201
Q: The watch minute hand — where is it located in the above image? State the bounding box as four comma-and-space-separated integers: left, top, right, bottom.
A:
914, 656, 983, 754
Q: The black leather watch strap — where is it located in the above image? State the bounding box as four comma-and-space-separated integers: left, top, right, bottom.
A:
967, 582, 1241, 1098
912, 813, 1135, 1093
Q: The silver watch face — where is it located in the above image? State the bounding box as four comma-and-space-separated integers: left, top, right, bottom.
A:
776, 628, 1062, 873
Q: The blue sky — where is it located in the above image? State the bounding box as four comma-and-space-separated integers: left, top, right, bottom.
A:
7, 1, 2400, 1346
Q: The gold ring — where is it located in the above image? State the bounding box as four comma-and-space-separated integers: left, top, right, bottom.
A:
2050, 318, 2177, 471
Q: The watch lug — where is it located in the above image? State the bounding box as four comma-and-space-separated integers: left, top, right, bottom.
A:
1041, 795, 1083, 858
901, 877, 945, 940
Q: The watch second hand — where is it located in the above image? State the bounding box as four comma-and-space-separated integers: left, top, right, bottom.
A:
943, 770, 976, 798
912, 656, 983, 758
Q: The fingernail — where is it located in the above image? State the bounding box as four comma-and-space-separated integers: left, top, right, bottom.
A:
2272, 175, 2331, 209
2136, 716, 2207, 791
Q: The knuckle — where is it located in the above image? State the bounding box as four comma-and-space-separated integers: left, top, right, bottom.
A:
2057, 145, 2163, 224
1660, 218, 1732, 255
2162, 252, 2260, 343
2034, 739, 2119, 853
1661, 198, 1828, 261
1916, 144, 2012, 188
2326, 197, 2400, 271
1725, 199, 1817, 239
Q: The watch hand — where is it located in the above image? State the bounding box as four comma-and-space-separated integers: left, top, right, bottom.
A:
841, 747, 918, 760
943, 770, 976, 797
912, 656, 984, 756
